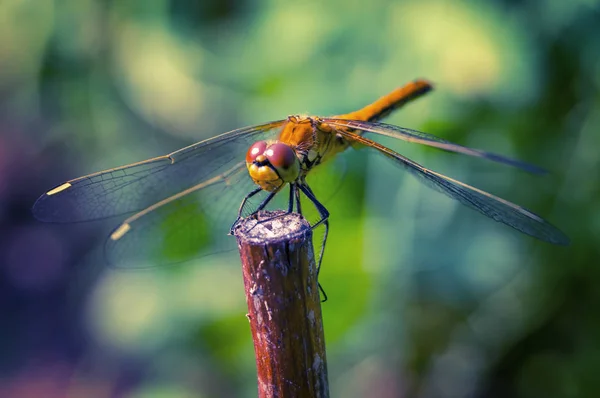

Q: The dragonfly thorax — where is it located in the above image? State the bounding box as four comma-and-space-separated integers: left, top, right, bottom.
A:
246, 140, 301, 192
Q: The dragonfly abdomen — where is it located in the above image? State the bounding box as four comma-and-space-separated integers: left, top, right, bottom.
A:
335, 79, 433, 123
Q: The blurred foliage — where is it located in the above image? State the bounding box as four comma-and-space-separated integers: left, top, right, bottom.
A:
1, 0, 599, 397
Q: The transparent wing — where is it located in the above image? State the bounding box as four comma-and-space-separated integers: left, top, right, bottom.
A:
336, 129, 569, 245
322, 118, 547, 174
32, 120, 287, 222
104, 160, 270, 268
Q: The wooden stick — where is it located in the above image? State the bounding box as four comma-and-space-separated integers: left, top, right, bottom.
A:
233, 210, 329, 398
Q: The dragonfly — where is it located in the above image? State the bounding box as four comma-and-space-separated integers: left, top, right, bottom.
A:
33, 79, 569, 272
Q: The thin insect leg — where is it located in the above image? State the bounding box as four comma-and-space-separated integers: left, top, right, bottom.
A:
254, 212, 288, 229
242, 189, 282, 233
298, 183, 330, 302
229, 186, 264, 233
237, 187, 263, 218
254, 190, 278, 213
299, 183, 329, 230
288, 183, 295, 213
295, 184, 303, 215
254, 184, 296, 228
318, 284, 328, 303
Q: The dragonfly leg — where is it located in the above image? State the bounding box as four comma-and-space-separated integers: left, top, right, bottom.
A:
229, 186, 264, 233
253, 190, 278, 214
234, 189, 282, 234
318, 283, 328, 302
252, 183, 298, 229
298, 183, 330, 302
288, 183, 296, 213
294, 183, 303, 214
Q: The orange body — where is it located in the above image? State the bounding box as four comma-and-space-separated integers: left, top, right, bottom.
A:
274, 79, 432, 179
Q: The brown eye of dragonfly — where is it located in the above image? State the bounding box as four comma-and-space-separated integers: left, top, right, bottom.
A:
265, 143, 297, 170
246, 141, 268, 163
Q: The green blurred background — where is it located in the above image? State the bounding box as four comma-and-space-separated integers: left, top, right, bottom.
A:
1, 0, 598, 397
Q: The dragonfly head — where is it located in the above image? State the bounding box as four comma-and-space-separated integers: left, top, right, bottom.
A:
246, 140, 300, 192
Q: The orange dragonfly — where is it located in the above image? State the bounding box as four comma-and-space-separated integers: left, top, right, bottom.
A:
33, 80, 569, 270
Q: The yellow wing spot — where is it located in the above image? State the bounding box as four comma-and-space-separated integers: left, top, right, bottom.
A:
110, 223, 131, 241
47, 183, 72, 196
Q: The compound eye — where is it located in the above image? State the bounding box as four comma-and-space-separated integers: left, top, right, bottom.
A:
246, 141, 268, 163
265, 143, 297, 170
